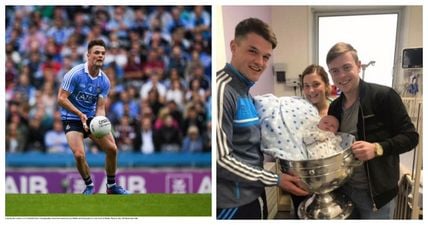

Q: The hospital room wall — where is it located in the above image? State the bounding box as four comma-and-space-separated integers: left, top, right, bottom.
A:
271, 6, 312, 97
395, 6, 423, 92
215, 6, 275, 96
215, 6, 312, 97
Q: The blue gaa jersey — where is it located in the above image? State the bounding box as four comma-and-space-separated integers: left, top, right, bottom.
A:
60, 62, 110, 121
216, 63, 279, 209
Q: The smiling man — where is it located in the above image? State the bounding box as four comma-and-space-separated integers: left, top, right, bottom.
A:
216, 18, 308, 219
326, 42, 418, 219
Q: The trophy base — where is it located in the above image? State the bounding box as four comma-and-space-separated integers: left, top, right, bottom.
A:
298, 191, 353, 219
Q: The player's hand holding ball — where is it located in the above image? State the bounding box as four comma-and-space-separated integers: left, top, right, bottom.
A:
90, 116, 112, 138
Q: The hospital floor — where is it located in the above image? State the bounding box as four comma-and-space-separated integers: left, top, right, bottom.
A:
273, 193, 298, 219
275, 210, 298, 219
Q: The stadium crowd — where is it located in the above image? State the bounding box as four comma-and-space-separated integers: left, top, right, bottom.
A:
5, 6, 212, 155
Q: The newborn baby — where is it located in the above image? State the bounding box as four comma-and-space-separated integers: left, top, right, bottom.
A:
255, 94, 348, 161
255, 94, 319, 160
302, 115, 343, 159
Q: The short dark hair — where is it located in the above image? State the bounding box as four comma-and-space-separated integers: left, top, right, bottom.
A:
326, 42, 359, 65
234, 17, 277, 49
87, 39, 106, 52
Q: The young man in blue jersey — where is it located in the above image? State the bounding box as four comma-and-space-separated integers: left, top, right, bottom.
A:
216, 18, 308, 219
58, 39, 128, 195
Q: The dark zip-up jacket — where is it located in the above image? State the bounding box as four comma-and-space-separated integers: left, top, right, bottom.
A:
217, 64, 278, 208
328, 79, 419, 209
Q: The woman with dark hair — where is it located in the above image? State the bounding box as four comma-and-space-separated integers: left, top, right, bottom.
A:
289, 64, 333, 217
301, 64, 333, 117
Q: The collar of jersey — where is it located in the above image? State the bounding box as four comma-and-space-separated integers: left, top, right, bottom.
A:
84, 62, 102, 80
226, 63, 255, 88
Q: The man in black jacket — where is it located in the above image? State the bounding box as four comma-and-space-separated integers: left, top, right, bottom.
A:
326, 42, 419, 219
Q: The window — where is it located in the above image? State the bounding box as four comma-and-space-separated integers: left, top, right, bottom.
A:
316, 12, 399, 87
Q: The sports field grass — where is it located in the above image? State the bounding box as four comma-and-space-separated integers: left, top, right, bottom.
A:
6, 194, 211, 217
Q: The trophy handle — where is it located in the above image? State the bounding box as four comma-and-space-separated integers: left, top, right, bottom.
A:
349, 158, 363, 167
342, 147, 363, 167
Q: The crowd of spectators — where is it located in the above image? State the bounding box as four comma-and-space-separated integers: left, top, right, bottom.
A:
5, 6, 212, 155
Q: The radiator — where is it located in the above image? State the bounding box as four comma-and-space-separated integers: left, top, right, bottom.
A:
393, 97, 423, 219
394, 174, 423, 219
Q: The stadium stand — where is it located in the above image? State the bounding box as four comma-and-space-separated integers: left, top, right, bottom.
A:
6, 6, 212, 161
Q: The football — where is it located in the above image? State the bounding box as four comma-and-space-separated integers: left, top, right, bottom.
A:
90, 116, 112, 138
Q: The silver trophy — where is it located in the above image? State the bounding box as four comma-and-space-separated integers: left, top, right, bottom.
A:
280, 133, 361, 219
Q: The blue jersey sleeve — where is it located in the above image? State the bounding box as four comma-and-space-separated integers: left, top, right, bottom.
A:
61, 68, 79, 94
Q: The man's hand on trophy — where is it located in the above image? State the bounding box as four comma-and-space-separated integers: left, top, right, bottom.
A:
278, 173, 309, 196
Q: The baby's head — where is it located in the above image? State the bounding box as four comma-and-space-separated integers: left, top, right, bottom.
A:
317, 115, 339, 133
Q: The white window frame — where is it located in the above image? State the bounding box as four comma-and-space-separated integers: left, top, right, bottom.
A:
313, 6, 403, 88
